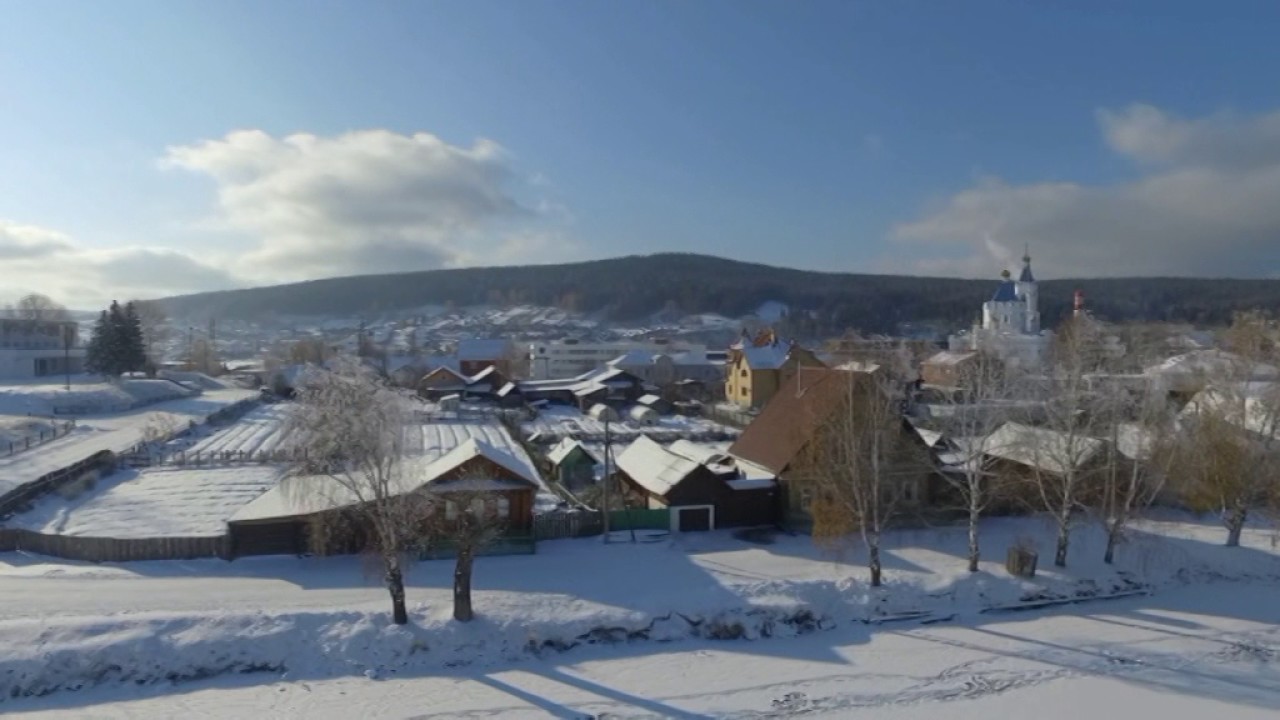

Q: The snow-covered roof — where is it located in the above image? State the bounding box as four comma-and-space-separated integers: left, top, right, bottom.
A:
468, 365, 499, 383
923, 350, 977, 367
608, 349, 658, 368
637, 394, 662, 406
497, 382, 517, 397
667, 439, 731, 466
230, 420, 545, 522
911, 425, 945, 449
1184, 382, 1280, 439
983, 422, 1105, 476
1145, 349, 1279, 379
546, 437, 599, 466
614, 435, 701, 497
739, 344, 790, 370
456, 339, 510, 361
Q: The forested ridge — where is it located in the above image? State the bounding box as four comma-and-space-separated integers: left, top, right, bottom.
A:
158, 253, 1280, 333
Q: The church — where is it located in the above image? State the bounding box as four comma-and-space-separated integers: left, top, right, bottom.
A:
947, 248, 1052, 368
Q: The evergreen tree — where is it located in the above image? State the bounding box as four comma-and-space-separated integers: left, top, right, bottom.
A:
84, 310, 112, 376
122, 302, 147, 373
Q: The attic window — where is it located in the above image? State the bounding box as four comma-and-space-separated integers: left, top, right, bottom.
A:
740, 369, 748, 377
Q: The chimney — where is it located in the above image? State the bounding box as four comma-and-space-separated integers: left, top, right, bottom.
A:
1073, 290, 1085, 318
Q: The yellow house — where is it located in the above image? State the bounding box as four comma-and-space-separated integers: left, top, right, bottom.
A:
725, 342, 824, 410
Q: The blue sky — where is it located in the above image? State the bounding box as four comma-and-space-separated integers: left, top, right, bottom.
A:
4, 0, 1280, 306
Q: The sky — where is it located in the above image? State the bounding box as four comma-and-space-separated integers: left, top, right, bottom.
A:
4, 0, 1280, 308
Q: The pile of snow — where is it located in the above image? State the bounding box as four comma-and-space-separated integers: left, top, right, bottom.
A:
0, 379, 197, 416
8, 465, 283, 538
0, 416, 60, 449
0, 514, 1278, 701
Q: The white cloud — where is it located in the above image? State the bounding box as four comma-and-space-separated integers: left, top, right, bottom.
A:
0, 221, 239, 309
890, 104, 1280, 278
163, 129, 575, 282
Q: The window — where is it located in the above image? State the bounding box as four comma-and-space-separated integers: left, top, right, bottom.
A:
445, 501, 458, 520
740, 368, 748, 377
469, 497, 486, 516
902, 481, 918, 504
799, 488, 813, 511
497, 496, 510, 518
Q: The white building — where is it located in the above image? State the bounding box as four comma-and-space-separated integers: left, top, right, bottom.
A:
948, 250, 1052, 368
527, 338, 706, 380
0, 318, 84, 380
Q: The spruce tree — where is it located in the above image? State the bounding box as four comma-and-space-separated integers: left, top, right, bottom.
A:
106, 301, 127, 376
122, 302, 147, 373
85, 310, 111, 376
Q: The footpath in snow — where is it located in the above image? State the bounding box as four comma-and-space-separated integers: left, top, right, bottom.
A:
0, 515, 1277, 707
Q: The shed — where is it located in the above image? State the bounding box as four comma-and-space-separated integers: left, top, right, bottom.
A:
628, 405, 660, 425
636, 393, 672, 414
588, 403, 620, 422
545, 437, 600, 489
439, 394, 462, 412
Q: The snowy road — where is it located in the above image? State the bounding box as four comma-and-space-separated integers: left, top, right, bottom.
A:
6, 583, 1279, 719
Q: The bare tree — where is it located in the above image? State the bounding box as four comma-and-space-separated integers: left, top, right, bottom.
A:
7, 293, 70, 321
1022, 320, 1110, 568
425, 486, 508, 622
1172, 314, 1280, 547
801, 368, 915, 587
926, 354, 1017, 572
287, 356, 429, 624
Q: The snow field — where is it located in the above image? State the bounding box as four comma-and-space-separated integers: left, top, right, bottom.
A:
0, 515, 1276, 703
184, 404, 293, 457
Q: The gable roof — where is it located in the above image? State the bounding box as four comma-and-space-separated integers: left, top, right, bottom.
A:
421, 366, 469, 384
991, 280, 1017, 302
729, 367, 875, 474
982, 422, 1105, 476
738, 344, 791, 370
422, 437, 541, 488
923, 350, 978, 367
457, 338, 510, 361
608, 349, 658, 368
547, 437, 599, 466
614, 435, 702, 497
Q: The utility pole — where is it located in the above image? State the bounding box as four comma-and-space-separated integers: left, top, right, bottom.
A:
63, 323, 73, 391
601, 413, 611, 543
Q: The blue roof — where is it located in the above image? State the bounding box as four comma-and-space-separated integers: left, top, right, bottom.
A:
1019, 263, 1035, 283
991, 280, 1017, 302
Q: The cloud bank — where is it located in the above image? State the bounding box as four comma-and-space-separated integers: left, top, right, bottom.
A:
891, 104, 1280, 278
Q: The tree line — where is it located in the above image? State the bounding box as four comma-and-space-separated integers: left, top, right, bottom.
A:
154, 253, 1280, 336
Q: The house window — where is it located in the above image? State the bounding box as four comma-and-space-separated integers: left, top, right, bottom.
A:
799, 488, 813, 511
497, 496, 510, 518
469, 497, 486, 516
740, 386, 748, 396
445, 501, 458, 520
740, 368, 748, 377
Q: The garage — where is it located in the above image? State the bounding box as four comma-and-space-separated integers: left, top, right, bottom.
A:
673, 505, 714, 532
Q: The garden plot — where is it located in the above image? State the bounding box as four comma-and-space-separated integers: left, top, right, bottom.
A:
8, 465, 283, 538
521, 405, 738, 443
183, 404, 294, 458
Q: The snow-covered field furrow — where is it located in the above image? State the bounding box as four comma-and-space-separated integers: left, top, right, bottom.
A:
186, 404, 292, 457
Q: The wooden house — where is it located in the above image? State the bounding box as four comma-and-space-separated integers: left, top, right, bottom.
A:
613, 436, 777, 531
545, 437, 600, 490
729, 366, 939, 529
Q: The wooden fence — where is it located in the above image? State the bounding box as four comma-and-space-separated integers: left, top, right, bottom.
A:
0, 449, 116, 518
533, 510, 604, 540
3, 419, 77, 457
0, 528, 229, 562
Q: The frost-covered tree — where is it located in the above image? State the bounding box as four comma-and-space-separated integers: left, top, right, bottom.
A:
287, 356, 430, 624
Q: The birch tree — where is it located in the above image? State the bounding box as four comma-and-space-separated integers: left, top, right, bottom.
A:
927, 354, 1016, 572
802, 369, 912, 587
1024, 319, 1109, 568
288, 355, 428, 624
425, 486, 508, 622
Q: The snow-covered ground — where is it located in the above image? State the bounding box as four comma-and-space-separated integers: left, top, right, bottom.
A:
179, 403, 293, 457
0, 377, 201, 416
0, 388, 259, 496
0, 515, 1277, 715
24, 583, 1269, 719
522, 405, 738, 443
9, 465, 283, 538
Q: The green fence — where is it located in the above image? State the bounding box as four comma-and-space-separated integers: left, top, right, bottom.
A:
607, 508, 670, 531
418, 535, 536, 560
